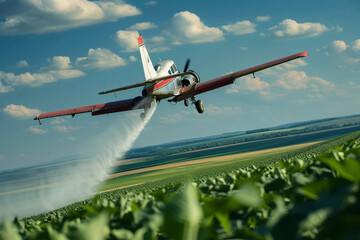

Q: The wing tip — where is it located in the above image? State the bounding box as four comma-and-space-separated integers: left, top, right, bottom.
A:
301, 50, 307, 57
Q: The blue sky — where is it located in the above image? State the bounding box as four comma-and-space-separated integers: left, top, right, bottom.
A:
0, 0, 360, 170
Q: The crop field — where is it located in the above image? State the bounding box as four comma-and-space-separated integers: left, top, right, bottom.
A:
1, 131, 359, 239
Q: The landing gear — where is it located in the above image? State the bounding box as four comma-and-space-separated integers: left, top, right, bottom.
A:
195, 100, 204, 114
189, 96, 204, 114
184, 99, 189, 107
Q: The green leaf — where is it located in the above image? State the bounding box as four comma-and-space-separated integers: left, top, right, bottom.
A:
230, 183, 263, 208
215, 212, 231, 234
0, 221, 22, 240
163, 183, 203, 240
66, 212, 109, 240
320, 156, 360, 182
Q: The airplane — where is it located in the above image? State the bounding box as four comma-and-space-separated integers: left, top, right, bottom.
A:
34, 35, 307, 123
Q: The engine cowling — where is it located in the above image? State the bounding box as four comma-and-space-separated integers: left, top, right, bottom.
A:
180, 70, 200, 87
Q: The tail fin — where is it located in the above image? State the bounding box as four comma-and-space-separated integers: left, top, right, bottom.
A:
138, 35, 157, 81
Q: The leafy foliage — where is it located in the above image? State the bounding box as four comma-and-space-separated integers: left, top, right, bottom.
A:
2, 133, 360, 239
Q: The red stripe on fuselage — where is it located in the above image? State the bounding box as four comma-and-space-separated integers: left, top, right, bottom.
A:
146, 77, 174, 92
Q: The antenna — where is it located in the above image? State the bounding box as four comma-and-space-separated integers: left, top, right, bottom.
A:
156, 54, 161, 62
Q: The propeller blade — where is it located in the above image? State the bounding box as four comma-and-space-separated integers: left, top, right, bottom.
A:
183, 58, 191, 72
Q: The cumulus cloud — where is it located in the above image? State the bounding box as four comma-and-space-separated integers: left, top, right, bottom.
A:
0, 81, 14, 93
45, 56, 71, 70
0, 0, 141, 35
222, 21, 256, 35
164, 11, 224, 45
0, 69, 85, 88
226, 76, 269, 94
53, 125, 79, 133
127, 22, 157, 31
50, 117, 67, 125
205, 104, 242, 116
267, 19, 328, 39
29, 126, 47, 134
75, 48, 127, 69
276, 71, 335, 90
256, 16, 271, 22
325, 39, 360, 71
15, 60, 29, 68
275, 59, 308, 71
115, 30, 139, 52
3, 104, 41, 119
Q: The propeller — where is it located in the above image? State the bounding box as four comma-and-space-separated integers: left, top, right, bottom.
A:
183, 58, 191, 72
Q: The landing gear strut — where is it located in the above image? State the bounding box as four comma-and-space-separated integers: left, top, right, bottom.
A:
190, 96, 204, 114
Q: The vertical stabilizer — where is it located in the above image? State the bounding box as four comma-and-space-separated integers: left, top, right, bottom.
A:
138, 35, 157, 81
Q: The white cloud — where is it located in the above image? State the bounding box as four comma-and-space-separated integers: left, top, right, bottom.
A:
0, 81, 14, 93
222, 21, 256, 35
226, 76, 269, 94
46, 56, 71, 70
256, 16, 271, 22
127, 22, 157, 31
351, 39, 360, 51
129, 55, 137, 62
331, 40, 347, 53
75, 48, 127, 69
276, 71, 335, 90
325, 39, 360, 71
0, 69, 85, 87
115, 30, 139, 52
164, 11, 224, 45
16, 60, 29, 68
145, 1, 157, 5
205, 104, 242, 116
53, 125, 79, 133
0, 0, 141, 35
3, 104, 41, 119
274, 58, 308, 71
149, 36, 165, 43
267, 19, 328, 39
29, 126, 47, 134
50, 118, 67, 125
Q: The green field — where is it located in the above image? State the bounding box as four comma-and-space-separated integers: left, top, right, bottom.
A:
2, 115, 360, 239
2, 131, 357, 240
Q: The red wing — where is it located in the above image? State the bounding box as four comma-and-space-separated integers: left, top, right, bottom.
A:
34, 97, 146, 120
172, 50, 307, 101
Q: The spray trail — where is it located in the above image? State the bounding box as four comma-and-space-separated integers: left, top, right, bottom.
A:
0, 104, 157, 221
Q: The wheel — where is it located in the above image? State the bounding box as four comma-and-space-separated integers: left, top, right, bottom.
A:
195, 100, 204, 114
140, 112, 145, 121
184, 99, 189, 107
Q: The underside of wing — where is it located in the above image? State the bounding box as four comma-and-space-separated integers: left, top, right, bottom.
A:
171, 50, 307, 102
34, 96, 151, 120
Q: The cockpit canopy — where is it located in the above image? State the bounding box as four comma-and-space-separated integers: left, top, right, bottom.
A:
154, 60, 179, 76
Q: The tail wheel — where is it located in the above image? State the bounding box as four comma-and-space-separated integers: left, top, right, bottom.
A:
184, 99, 189, 107
195, 100, 204, 114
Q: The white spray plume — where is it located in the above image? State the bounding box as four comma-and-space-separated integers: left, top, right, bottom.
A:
0, 102, 156, 221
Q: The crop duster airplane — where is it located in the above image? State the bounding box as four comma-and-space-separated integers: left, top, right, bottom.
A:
34, 35, 307, 123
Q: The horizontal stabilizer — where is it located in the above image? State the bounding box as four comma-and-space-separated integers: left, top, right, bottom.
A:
98, 71, 193, 95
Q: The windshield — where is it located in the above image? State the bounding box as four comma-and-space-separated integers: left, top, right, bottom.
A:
154, 64, 161, 71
